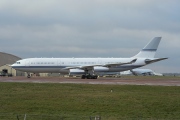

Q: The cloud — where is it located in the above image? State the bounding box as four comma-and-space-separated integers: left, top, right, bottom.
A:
0, 0, 179, 72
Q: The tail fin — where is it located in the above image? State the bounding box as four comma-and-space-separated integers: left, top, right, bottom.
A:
133, 37, 161, 58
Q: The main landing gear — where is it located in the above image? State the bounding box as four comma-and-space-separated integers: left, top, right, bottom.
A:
81, 69, 98, 79
27, 73, 31, 78
81, 74, 98, 79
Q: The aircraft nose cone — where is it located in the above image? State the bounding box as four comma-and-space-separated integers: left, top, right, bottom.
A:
10, 64, 15, 68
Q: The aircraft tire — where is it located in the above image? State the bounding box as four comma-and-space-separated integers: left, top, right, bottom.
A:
81, 75, 86, 79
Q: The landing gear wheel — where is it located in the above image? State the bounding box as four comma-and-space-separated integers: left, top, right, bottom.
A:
27, 73, 31, 78
87, 74, 92, 79
81, 69, 98, 79
81, 74, 98, 79
27, 75, 30, 78
81, 75, 86, 79
92, 75, 98, 79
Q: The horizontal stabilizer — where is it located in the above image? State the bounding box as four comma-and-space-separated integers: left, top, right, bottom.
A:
145, 58, 168, 64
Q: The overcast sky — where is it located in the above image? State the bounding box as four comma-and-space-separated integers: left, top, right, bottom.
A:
0, 0, 179, 73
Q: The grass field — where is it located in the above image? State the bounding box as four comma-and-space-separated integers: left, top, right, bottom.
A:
0, 82, 180, 120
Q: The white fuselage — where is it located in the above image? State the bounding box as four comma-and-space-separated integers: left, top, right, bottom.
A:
11, 57, 146, 75
11, 37, 167, 77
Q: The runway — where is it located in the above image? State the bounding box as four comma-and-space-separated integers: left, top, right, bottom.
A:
0, 76, 180, 86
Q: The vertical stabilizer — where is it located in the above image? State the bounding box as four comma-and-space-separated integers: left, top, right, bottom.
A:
133, 37, 161, 58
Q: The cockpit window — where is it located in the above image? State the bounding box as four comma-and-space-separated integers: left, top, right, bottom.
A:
16, 62, 21, 64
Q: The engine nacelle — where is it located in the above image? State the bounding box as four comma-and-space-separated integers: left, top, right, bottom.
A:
69, 69, 85, 75
94, 66, 109, 72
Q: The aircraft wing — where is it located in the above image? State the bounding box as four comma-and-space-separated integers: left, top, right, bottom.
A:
62, 59, 137, 70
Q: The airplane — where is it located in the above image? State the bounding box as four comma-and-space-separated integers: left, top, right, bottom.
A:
120, 68, 163, 76
11, 37, 167, 79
